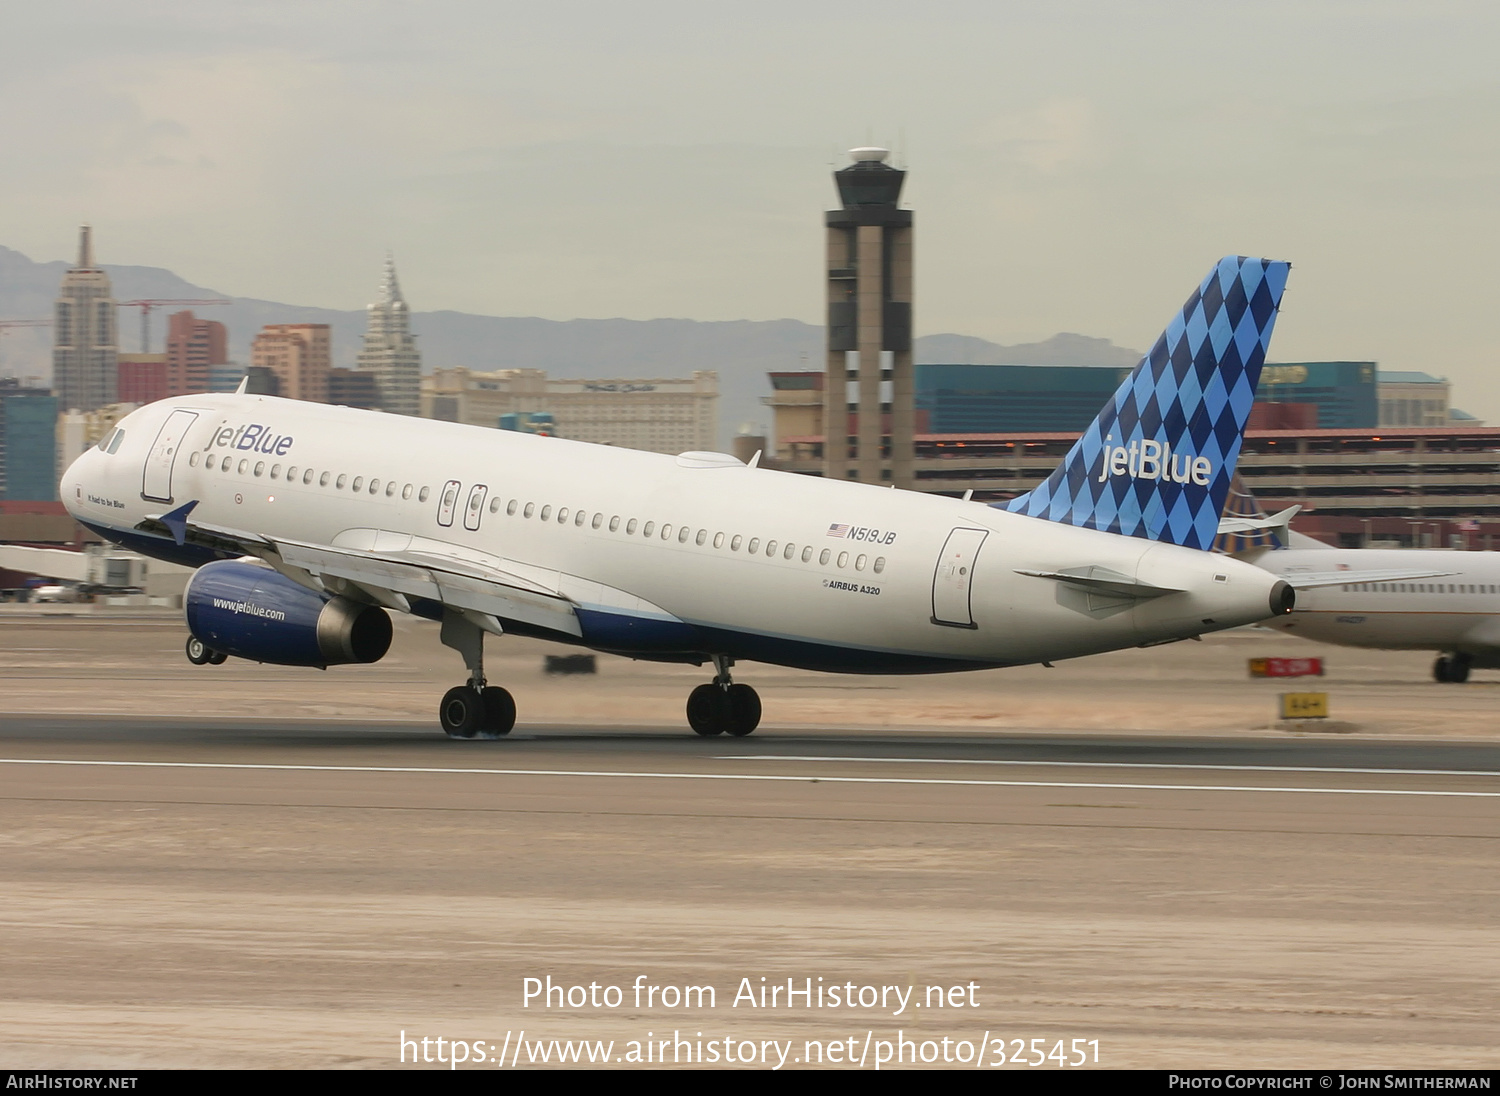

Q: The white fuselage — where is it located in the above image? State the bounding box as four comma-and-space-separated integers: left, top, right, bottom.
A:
1253, 547, 1500, 667
62, 394, 1286, 673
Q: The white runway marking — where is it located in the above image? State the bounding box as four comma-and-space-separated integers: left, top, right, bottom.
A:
0, 757, 1496, 799
723, 755, 1500, 779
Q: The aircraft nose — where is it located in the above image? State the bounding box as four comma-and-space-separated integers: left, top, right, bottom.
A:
60, 449, 93, 518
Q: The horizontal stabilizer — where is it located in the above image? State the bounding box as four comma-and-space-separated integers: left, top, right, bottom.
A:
1217, 505, 1300, 538
1015, 565, 1184, 600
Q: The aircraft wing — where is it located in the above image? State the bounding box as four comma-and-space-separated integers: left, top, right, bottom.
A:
137, 502, 582, 638
1277, 569, 1458, 590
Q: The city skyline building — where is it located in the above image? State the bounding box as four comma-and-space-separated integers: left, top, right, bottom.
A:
0, 378, 58, 501
422, 367, 718, 455
250, 323, 330, 403
824, 147, 914, 488
51, 225, 118, 413
164, 310, 228, 397
357, 256, 422, 416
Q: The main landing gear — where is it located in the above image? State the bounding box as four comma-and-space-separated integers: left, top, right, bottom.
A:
438, 610, 516, 739
184, 636, 227, 666
1434, 653, 1472, 684
687, 656, 761, 737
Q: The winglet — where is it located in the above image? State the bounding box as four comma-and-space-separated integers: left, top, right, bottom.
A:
234, 375, 249, 395
998, 256, 1291, 551
160, 500, 199, 546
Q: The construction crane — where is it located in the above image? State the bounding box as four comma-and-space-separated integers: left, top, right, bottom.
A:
116, 299, 230, 353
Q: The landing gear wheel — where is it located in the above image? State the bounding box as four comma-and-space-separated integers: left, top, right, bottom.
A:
723, 683, 761, 737
207, 650, 228, 665
479, 686, 516, 737
1434, 656, 1452, 683
687, 683, 727, 736
185, 636, 212, 666
440, 685, 484, 739
1450, 656, 1472, 683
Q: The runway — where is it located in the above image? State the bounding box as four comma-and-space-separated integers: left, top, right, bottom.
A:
3, 713, 1498, 1068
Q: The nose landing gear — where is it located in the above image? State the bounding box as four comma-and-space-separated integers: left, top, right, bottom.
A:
1434, 653, 1472, 683
687, 656, 761, 737
185, 636, 227, 666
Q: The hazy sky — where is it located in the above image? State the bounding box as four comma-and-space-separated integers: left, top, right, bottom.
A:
4, 2, 1499, 413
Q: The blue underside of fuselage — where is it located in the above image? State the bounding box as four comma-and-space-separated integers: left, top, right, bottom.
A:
87, 519, 1003, 675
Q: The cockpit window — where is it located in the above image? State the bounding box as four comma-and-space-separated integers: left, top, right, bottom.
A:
98, 428, 125, 454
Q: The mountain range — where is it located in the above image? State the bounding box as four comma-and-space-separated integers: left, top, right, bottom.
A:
0, 244, 1143, 445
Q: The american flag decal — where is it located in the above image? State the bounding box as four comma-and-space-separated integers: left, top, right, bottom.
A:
827, 524, 850, 538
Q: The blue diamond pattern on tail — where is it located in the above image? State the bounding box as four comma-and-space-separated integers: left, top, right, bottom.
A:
997, 256, 1290, 551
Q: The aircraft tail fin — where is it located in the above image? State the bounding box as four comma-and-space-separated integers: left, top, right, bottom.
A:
998, 256, 1290, 551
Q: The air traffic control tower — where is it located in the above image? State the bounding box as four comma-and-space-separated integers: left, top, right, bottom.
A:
823, 147, 914, 487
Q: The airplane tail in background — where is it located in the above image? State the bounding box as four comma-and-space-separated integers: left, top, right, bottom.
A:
998, 256, 1290, 551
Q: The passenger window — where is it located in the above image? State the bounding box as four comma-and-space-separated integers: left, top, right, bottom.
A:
489, 497, 502, 513
695, 529, 707, 546
419, 486, 429, 501
386, 481, 397, 497
837, 552, 849, 568
507, 499, 518, 516
591, 513, 603, 530
784, 543, 795, 560
558, 507, 569, 523
403, 484, 413, 500
855, 554, 867, 570
189, 451, 200, 467
714, 532, 725, 549
368, 478, 379, 494
731, 535, 742, 551
748, 538, 760, 554
286, 465, 297, 480
238, 459, 249, 474
336, 474, 347, 489
801, 546, 812, 562
353, 476, 364, 492
642, 521, 654, 537
820, 549, 831, 565
576, 511, 587, 527
678, 527, 690, 544
254, 462, 265, 477
873, 557, 886, 574
540, 505, 552, 521
221, 457, 231, 472
766, 540, 777, 556
609, 516, 619, 532
661, 524, 672, 540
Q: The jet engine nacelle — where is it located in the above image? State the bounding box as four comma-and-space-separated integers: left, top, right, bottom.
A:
184, 559, 392, 667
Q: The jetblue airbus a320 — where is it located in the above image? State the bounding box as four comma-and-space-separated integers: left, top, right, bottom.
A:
61, 257, 1294, 739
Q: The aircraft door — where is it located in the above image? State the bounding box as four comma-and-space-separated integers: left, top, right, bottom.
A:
436, 480, 461, 527
931, 527, 989, 628
463, 484, 488, 531
141, 409, 199, 503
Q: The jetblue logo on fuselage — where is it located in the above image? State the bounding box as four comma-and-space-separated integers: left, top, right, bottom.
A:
1097, 435, 1213, 486
203, 422, 294, 457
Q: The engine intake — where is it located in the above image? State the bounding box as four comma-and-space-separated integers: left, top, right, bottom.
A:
185, 560, 392, 667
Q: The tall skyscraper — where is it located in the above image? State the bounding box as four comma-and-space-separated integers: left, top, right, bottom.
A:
823, 148, 914, 488
164, 310, 228, 397
52, 225, 118, 413
357, 256, 422, 415
251, 324, 331, 403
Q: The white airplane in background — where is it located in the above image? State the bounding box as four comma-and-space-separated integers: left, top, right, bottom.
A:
63, 256, 1298, 739
1217, 481, 1490, 682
